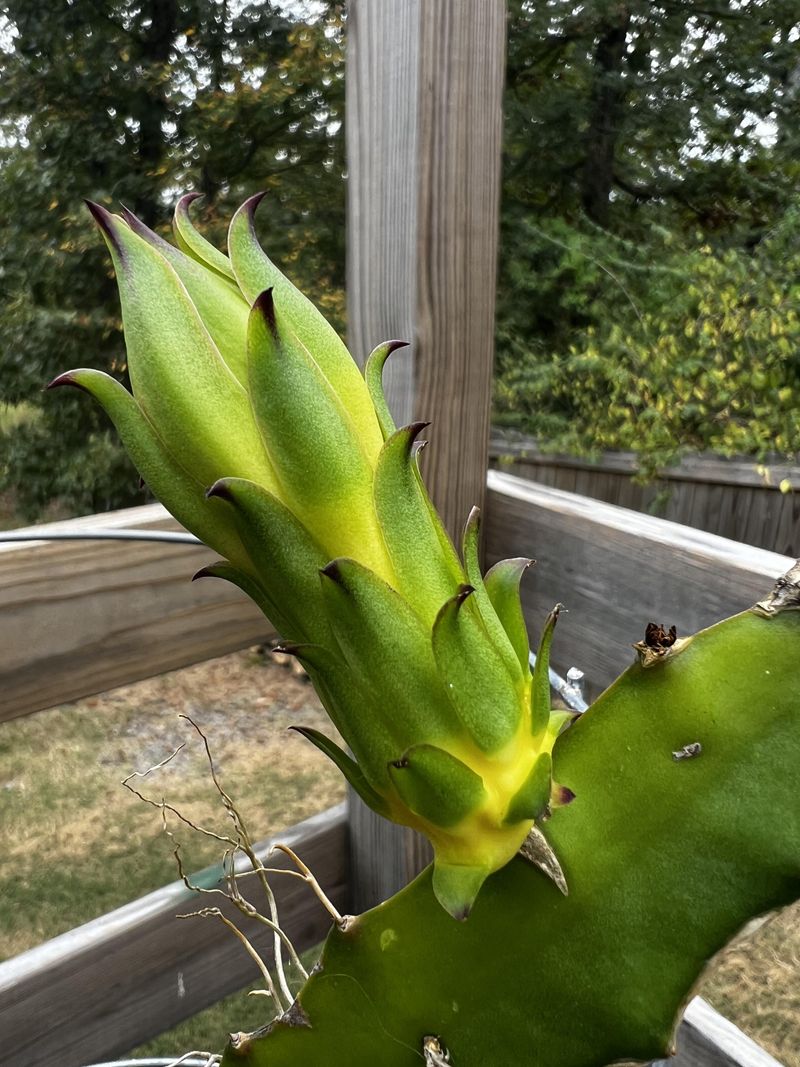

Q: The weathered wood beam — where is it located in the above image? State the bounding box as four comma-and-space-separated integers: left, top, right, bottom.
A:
345, 0, 507, 910
0, 804, 348, 1067
489, 433, 800, 557
0, 503, 271, 722
484, 470, 794, 696
490, 432, 800, 489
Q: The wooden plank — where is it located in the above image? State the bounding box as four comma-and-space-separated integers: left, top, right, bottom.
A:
346, 0, 506, 909
0, 804, 348, 1067
345, 0, 418, 426
490, 433, 800, 489
771, 489, 793, 558
0, 504, 271, 722
484, 470, 794, 696
348, 0, 505, 540
733, 484, 757, 547
652, 996, 784, 1067
701, 481, 725, 539
489, 435, 800, 555
348, 817, 429, 918
747, 488, 776, 550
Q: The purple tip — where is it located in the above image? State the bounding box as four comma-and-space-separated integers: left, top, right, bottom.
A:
118, 205, 177, 257
242, 190, 268, 225
288, 724, 318, 743
434, 583, 476, 631
84, 199, 126, 258
118, 204, 138, 227
253, 288, 277, 333
385, 339, 410, 355
191, 563, 229, 582
46, 371, 84, 393
395, 420, 431, 456
455, 584, 475, 607
205, 479, 235, 502
272, 643, 304, 658
320, 560, 344, 584
176, 191, 203, 213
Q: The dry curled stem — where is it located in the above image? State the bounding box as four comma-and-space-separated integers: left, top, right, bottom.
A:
179, 714, 301, 1003
163, 1051, 221, 1067
270, 841, 345, 926
176, 905, 284, 1008
122, 716, 324, 1014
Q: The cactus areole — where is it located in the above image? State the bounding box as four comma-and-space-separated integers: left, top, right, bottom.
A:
51, 195, 575, 920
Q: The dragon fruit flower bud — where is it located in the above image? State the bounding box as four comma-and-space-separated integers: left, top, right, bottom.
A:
51, 195, 573, 918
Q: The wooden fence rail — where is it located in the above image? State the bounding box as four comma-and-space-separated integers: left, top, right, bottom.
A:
485, 469, 794, 697
0, 804, 348, 1067
655, 998, 784, 1067
490, 433, 800, 558
0, 480, 793, 1065
0, 504, 271, 723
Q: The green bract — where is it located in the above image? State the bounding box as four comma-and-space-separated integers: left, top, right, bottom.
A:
50, 195, 574, 918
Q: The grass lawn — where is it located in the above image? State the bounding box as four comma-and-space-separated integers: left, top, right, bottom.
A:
0, 648, 344, 1057
0, 647, 798, 1064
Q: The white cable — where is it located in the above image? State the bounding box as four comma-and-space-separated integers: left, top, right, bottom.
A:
0, 529, 202, 545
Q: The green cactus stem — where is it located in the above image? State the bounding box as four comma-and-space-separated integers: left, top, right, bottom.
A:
220, 573, 800, 1067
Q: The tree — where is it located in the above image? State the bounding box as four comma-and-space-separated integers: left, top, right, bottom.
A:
494, 208, 800, 474
503, 0, 800, 233
496, 0, 800, 469
0, 0, 346, 521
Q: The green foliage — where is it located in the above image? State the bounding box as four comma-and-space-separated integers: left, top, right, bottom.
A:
503, 0, 800, 231
495, 209, 800, 477
3, 0, 799, 515
220, 596, 800, 1066
0, 0, 346, 521
496, 0, 800, 472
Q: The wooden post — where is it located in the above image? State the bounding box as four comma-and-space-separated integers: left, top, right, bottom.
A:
346, 0, 507, 908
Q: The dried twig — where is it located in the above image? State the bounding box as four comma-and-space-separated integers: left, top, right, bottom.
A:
270, 841, 344, 926
123, 716, 317, 1016
122, 745, 239, 851
177, 906, 285, 1008
163, 1051, 221, 1067
180, 714, 298, 1001
171, 845, 300, 1009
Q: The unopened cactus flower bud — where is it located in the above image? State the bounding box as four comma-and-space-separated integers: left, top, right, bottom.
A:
51, 195, 574, 918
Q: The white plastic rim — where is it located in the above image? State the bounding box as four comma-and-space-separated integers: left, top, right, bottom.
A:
84, 1059, 214, 1067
